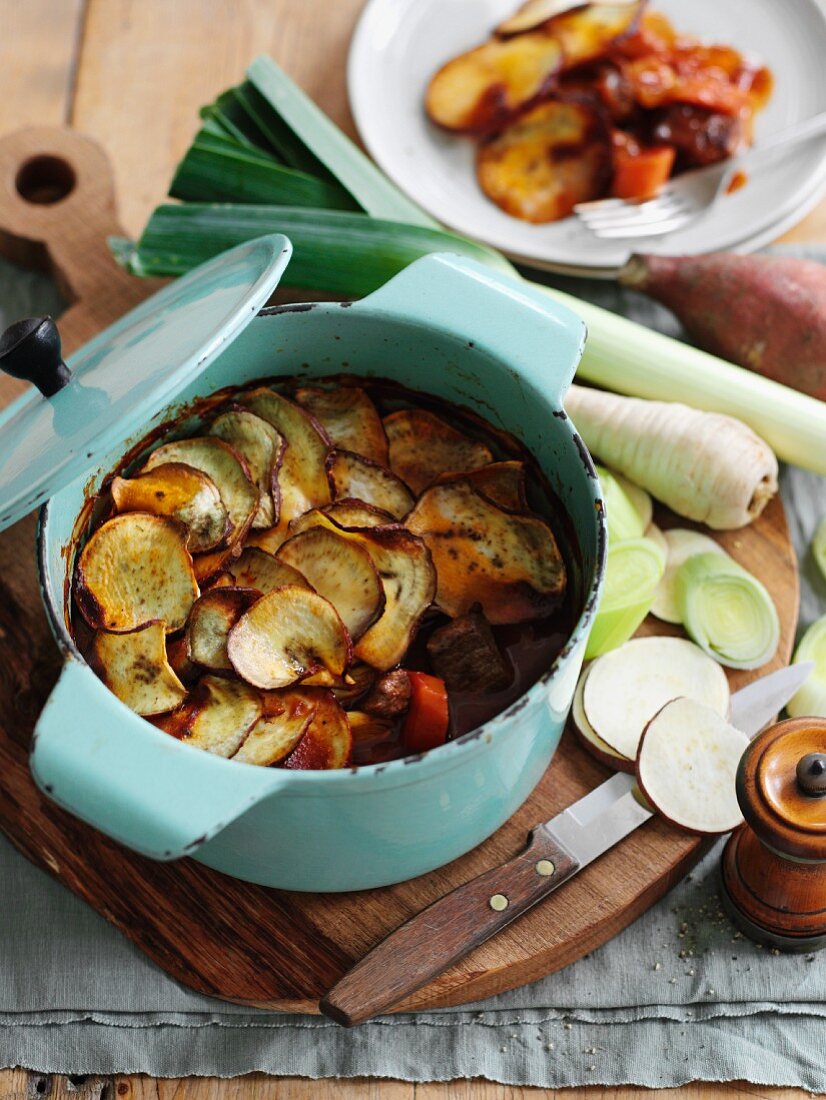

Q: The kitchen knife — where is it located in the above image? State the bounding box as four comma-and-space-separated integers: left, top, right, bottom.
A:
320, 662, 813, 1026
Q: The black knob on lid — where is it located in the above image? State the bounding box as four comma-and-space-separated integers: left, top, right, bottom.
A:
0, 316, 70, 397
797, 752, 826, 797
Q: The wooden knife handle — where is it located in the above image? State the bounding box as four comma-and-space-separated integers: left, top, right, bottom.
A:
319, 828, 579, 1026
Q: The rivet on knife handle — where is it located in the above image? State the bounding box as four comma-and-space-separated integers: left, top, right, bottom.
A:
319, 830, 579, 1027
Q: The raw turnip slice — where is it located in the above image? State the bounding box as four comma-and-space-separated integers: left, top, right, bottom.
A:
583, 636, 730, 760
571, 666, 634, 773
636, 697, 748, 834
787, 615, 826, 718
651, 528, 729, 624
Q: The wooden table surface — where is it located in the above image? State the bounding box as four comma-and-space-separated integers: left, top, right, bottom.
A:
0, 2, 823, 1098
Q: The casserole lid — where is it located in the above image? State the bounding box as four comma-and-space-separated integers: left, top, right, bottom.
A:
0, 233, 292, 532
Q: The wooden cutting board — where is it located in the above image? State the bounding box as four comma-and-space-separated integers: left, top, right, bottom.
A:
0, 125, 800, 1015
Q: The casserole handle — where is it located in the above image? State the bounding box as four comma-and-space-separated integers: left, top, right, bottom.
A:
30, 659, 282, 861
358, 252, 586, 400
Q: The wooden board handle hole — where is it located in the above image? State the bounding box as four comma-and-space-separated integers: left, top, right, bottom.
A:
15, 155, 76, 206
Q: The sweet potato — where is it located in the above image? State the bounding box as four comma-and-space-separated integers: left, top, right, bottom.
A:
619, 252, 826, 401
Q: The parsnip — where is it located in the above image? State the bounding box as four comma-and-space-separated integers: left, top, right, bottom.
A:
565, 385, 778, 530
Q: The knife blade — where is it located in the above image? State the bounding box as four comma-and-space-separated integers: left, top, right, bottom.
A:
320, 664, 812, 1026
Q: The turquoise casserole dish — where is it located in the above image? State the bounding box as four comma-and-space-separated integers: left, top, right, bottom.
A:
20, 238, 605, 892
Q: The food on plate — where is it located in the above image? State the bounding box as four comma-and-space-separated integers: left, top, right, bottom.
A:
676, 552, 780, 670
73, 379, 575, 770
787, 616, 826, 719
650, 528, 728, 624
426, 4, 772, 220
636, 697, 747, 834
815, 519, 826, 584
566, 385, 778, 529
581, 635, 730, 760
571, 664, 634, 773
619, 253, 826, 402
585, 535, 665, 658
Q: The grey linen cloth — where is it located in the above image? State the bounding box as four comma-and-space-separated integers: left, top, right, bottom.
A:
0, 250, 824, 1089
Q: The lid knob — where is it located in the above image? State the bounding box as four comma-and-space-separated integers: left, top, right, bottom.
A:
0, 316, 70, 396
797, 752, 826, 797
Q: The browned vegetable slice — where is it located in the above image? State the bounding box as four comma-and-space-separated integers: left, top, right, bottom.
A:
549, 2, 644, 69
166, 633, 199, 684
244, 526, 291, 555
281, 690, 352, 770
476, 99, 610, 223
384, 409, 493, 494
425, 33, 563, 133
332, 661, 376, 708
295, 386, 389, 465
426, 608, 512, 692
232, 688, 317, 766
227, 584, 351, 690
88, 621, 187, 716
143, 437, 257, 543
228, 547, 309, 595
407, 479, 566, 623
111, 462, 230, 553
327, 450, 415, 519
322, 499, 396, 529
186, 588, 260, 672
75, 513, 199, 634
210, 408, 284, 529
434, 461, 527, 511
239, 387, 331, 529
276, 526, 385, 641
163, 675, 262, 758
496, 0, 586, 37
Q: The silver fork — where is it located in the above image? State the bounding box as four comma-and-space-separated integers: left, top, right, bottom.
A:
575, 110, 826, 240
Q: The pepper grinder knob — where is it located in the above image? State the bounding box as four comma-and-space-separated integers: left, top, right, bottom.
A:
0, 316, 70, 396
721, 717, 826, 952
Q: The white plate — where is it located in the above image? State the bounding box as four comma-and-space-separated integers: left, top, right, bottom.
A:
348, 0, 826, 275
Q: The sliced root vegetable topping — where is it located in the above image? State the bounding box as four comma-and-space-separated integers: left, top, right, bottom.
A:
384, 409, 493, 494
327, 449, 414, 519
227, 584, 351, 690
276, 526, 385, 641
186, 587, 260, 672
88, 621, 187, 716
228, 547, 309, 595
571, 665, 634, 773
281, 689, 352, 769
787, 615, 826, 719
406, 479, 565, 624
348, 711, 394, 749
295, 386, 389, 465
142, 436, 257, 543
675, 552, 780, 670
585, 535, 665, 659
425, 32, 563, 133
595, 464, 646, 543
476, 100, 611, 223
434, 461, 528, 512
583, 636, 730, 760
332, 661, 377, 709
636, 697, 748, 834
322, 499, 396, 529
232, 688, 317, 766
239, 387, 331, 526
244, 525, 291, 555
166, 633, 199, 684
111, 463, 229, 553
651, 528, 729, 624
547, 2, 645, 69
496, 0, 587, 37
75, 513, 199, 634
209, 408, 284, 529
160, 675, 262, 758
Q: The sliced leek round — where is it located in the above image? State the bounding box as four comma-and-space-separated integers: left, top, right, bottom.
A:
585, 535, 665, 659
595, 465, 645, 544
676, 552, 780, 671
813, 517, 826, 584
787, 615, 826, 719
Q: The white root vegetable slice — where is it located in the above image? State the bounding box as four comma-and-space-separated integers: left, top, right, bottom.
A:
239, 387, 331, 529
787, 615, 826, 719
547, 2, 645, 69
322, 499, 396, 529
384, 409, 493, 494
111, 463, 229, 553
676, 552, 780, 671
636, 697, 748, 835
229, 547, 309, 595
295, 386, 389, 465
496, 0, 586, 36
165, 676, 262, 758
143, 436, 257, 542
281, 689, 352, 770
277, 526, 385, 641
406, 479, 565, 624
210, 408, 284, 529
75, 513, 199, 634
186, 588, 260, 672
434, 461, 527, 512
571, 666, 634, 773
583, 636, 730, 760
651, 528, 729, 625
227, 584, 351, 690
233, 688, 317, 766
89, 621, 187, 716
327, 450, 414, 519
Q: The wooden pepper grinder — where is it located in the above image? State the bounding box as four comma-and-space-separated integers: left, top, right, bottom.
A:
722, 717, 826, 951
